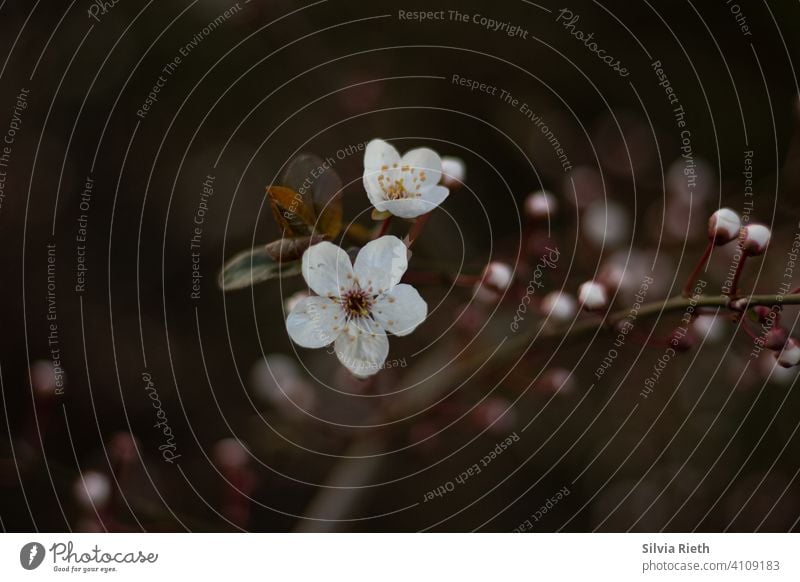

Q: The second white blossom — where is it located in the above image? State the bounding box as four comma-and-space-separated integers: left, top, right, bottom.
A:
363, 138, 450, 219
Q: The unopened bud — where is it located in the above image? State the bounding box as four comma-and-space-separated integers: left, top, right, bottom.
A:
670, 328, 695, 352
525, 190, 557, 220
213, 438, 250, 470
707, 208, 741, 245
540, 291, 576, 322
752, 305, 772, 323
764, 327, 789, 351
539, 367, 575, 395
30, 360, 60, 397
577, 281, 608, 311
775, 338, 800, 368
109, 432, 138, 465
74, 471, 111, 510
475, 262, 514, 302
740, 224, 771, 256
472, 397, 516, 433
441, 156, 466, 188
483, 262, 513, 290
692, 314, 724, 343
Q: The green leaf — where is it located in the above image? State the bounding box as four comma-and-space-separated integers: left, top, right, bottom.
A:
280, 154, 343, 238
218, 245, 302, 291
264, 235, 325, 263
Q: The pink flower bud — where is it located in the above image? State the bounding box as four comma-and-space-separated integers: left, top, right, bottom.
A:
707, 208, 741, 245
213, 438, 250, 470
752, 305, 772, 323
670, 328, 695, 352
759, 352, 797, 384
775, 338, 800, 368
74, 471, 111, 510
692, 314, 724, 343
764, 327, 789, 351
582, 200, 629, 247
540, 291, 577, 322
475, 262, 514, 302
483, 262, 513, 290
472, 397, 516, 434
30, 360, 61, 397
577, 281, 608, 311
109, 432, 139, 465
539, 367, 575, 395
740, 224, 771, 255
441, 156, 466, 188
525, 190, 557, 220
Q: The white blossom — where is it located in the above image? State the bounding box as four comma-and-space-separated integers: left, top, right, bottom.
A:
286, 236, 427, 377
363, 139, 449, 219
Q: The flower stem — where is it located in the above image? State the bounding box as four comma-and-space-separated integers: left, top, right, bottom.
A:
728, 254, 748, 297
406, 213, 431, 248
682, 240, 713, 297
296, 291, 800, 531
374, 216, 392, 239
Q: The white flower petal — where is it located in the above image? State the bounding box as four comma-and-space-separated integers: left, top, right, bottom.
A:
286, 296, 343, 348
353, 235, 408, 294
334, 317, 389, 377
420, 184, 449, 206
376, 185, 449, 219
364, 139, 400, 171
401, 147, 442, 187
373, 284, 427, 336
364, 172, 387, 207
301, 241, 355, 298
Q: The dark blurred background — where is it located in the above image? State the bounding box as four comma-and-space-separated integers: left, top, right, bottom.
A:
1, 0, 800, 532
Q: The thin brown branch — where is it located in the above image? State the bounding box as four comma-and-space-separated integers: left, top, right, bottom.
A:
295, 292, 800, 531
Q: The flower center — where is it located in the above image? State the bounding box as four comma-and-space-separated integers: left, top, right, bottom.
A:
384, 179, 409, 200
341, 288, 373, 318
377, 165, 424, 200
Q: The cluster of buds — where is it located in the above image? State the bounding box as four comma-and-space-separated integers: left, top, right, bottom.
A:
750, 307, 800, 369
707, 207, 771, 262
703, 209, 772, 300
707, 207, 771, 256
706, 210, 796, 368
